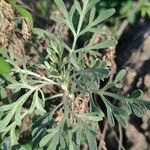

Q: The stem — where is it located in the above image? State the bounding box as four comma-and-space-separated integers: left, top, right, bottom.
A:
13, 68, 58, 85
52, 102, 64, 114
76, 1, 88, 35
99, 121, 108, 150
103, 91, 126, 102
71, 0, 88, 52
71, 37, 78, 52
118, 124, 123, 150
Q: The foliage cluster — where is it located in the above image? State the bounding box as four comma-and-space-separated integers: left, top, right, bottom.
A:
0, 0, 150, 149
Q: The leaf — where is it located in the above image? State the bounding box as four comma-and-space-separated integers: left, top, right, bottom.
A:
112, 107, 128, 116
85, 131, 97, 150
76, 123, 82, 146
130, 89, 143, 99
21, 144, 32, 150
79, 8, 115, 35
75, 39, 117, 53
89, 7, 96, 23
50, 41, 60, 55
132, 103, 144, 118
10, 126, 18, 146
35, 91, 46, 114
74, 0, 82, 14
87, 0, 101, 12
47, 132, 59, 150
91, 39, 117, 50
15, 105, 22, 125
0, 87, 7, 99
79, 112, 103, 122
92, 8, 115, 26
2, 137, 11, 150
15, 5, 33, 28
140, 100, 150, 110
0, 110, 15, 131
0, 57, 11, 74
69, 3, 76, 21
39, 131, 57, 147
69, 135, 75, 150
114, 69, 127, 82
70, 54, 80, 70
54, 0, 68, 19
114, 114, 128, 128
115, 83, 123, 89
125, 102, 132, 115
91, 99, 105, 118
0, 103, 14, 112
33, 28, 51, 38
59, 132, 66, 149
51, 16, 66, 24
32, 127, 45, 148
68, 3, 76, 34
107, 108, 115, 126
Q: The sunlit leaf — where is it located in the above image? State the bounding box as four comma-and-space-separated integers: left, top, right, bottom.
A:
15, 5, 33, 28
0, 57, 11, 74
114, 69, 127, 83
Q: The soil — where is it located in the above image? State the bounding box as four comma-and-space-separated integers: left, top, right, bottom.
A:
115, 19, 150, 150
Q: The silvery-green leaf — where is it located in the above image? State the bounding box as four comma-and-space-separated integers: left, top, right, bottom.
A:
76, 123, 82, 146
47, 132, 59, 150
91, 39, 117, 50
39, 131, 57, 147
79, 112, 103, 122
54, 0, 68, 18
86, 0, 101, 12
114, 114, 128, 128
130, 89, 143, 99
132, 103, 144, 118
15, 105, 22, 126
115, 83, 123, 89
75, 0, 82, 14
33, 28, 51, 38
59, 132, 66, 149
92, 8, 115, 26
75, 39, 117, 53
51, 16, 66, 24
85, 131, 97, 150
89, 7, 96, 23
0, 110, 15, 131
0, 87, 7, 99
107, 107, 115, 126
114, 69, 127, 82
10, 126, 18, 146
70, 54, 80, 70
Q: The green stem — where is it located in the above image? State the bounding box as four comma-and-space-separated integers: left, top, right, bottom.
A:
103, 91, 126, 102
13, 68, 58, 85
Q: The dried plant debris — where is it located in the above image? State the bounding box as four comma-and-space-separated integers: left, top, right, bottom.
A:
0, 0, 31, 55
54, 94, 89, 126
0, 0, 15, 46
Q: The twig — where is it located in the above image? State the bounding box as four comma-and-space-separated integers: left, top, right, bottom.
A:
116, 20, 129, 39
118, 124, 123, 150
98, 121, 108, 150
112, 128, 126, 150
